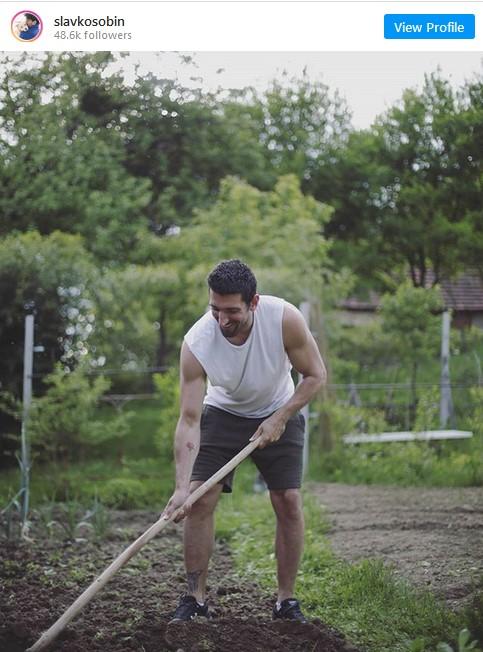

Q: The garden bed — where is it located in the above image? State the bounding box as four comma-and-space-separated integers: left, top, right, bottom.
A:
1, 510, 360, 652
310, 483, 483, 609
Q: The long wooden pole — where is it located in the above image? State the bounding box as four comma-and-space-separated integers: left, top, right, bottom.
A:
26, 437, 260, 652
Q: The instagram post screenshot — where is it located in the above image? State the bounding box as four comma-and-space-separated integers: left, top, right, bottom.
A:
0, 1, 482, 651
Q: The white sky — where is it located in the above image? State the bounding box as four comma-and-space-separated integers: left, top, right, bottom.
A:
119, 52, 483, 128
3, 51, 482, 128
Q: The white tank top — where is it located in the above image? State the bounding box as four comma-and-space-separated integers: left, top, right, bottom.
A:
184, 295, 294, 417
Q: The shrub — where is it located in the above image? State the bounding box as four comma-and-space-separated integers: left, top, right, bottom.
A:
469, 388, 483, 436
314, 399, 389, 450
310, 433, 483, 487
29, 365, 132, 463
414, 388, 440, 431
153, 368, 179, 460
97, 478, 148, 509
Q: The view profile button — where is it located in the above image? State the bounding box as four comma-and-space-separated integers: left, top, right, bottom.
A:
384, 14, 475, 39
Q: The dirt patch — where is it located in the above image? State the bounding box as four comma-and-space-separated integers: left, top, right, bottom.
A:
310, 483, 483, 609
0, 510, 360, 652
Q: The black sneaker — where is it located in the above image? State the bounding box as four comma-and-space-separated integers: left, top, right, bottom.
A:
170, 595, 210, 622
272, 598, 308, 623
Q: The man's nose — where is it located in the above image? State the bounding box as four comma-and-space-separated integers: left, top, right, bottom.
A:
219, 313, 230, 325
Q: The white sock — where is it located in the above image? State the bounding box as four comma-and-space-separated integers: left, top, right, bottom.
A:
275, 601, 282, 611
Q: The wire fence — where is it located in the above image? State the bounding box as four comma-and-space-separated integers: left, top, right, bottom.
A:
96, 378, 481, 432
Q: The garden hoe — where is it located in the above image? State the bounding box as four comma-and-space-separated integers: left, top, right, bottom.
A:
25, 437, 261, 652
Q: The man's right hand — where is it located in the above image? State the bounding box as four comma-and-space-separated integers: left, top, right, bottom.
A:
162, 487, 191, 523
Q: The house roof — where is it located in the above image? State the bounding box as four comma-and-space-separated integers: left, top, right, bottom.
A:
339, 272, 483, 312
434, 272, 483, 311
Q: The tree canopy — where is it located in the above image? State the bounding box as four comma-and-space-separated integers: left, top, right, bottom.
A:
1, 53, 481, 463
323, 73, 483, 285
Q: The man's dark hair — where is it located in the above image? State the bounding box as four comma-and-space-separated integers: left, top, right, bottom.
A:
24, 13, 38, 22
207, 259, 257, 305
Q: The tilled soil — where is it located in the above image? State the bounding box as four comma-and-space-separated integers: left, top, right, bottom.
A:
0, 510, 360, 652
310, 483, 483, 609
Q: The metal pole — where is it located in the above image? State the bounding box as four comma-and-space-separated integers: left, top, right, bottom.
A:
440, 310, 454, 428
299, 301, 310, 476
21, 314, 34, 525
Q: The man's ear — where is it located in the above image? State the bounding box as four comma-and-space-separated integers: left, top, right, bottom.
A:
249, 294, 260, 312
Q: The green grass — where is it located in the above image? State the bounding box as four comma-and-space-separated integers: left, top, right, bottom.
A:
94, 399, 162, 459
216, 488, 479, 652
308, 435, 483, 487
0, 399, 170, 509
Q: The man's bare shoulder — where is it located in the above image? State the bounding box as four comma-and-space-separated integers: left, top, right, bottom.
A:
181, 342, 207, 381
281, 302, 308, 348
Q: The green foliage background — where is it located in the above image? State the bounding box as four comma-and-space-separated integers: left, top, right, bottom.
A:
0, 52, 481, 489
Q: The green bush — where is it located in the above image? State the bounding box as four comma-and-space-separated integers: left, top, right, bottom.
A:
29, 365, 132, 463
310, 435, 483, 487
414, 388, 440, 431
97, 478, 148, 509
314, 399, 389, 451
310, 385, 483, 487
153, 368, 179, 460
470, 388, 483, 436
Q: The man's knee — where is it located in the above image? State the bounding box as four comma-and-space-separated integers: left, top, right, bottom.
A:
188, 482, 221, 518
270, 488, 303, 520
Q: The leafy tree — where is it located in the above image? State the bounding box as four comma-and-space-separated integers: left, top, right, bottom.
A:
124, 77, 271, 233
161, 175, 335, 325
0, 53, 151, 262
446, 74, 483, 276
0, 53, 273, 252
323, 72, 483, 285
0, 231, 96, 397
0, 231, 97, 463
379, 281, 443, 419
89, 263, 185, 378
250, 75, 351, 189
153, 369, 179, 460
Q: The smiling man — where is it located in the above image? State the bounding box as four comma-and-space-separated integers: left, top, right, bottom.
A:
163, 259, 326, 623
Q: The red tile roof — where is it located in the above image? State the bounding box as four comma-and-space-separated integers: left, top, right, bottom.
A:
339, 272, 483, 312
438, 273, 483, 311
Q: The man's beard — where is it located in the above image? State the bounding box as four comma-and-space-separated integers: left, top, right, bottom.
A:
220, 322, 240, 338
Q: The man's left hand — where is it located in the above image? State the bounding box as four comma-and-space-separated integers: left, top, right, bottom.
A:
249, 413, 287, 449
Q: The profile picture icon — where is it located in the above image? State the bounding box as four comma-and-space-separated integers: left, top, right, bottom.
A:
11, 10, 42, 41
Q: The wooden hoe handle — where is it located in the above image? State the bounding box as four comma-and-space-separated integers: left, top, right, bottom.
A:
26, 437, 261, 652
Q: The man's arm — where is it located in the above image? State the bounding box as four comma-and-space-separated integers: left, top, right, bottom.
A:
250, 302, 326, 448
162, 342, 206, 519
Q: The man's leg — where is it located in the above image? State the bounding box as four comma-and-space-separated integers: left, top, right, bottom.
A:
183, 481, 223, 603
269, 488, 304, 601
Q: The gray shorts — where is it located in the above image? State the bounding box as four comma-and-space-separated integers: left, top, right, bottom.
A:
191, 405, 305, 493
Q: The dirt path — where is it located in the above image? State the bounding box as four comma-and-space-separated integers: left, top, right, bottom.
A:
0, 510, 360, 652
309, 483, 483, 609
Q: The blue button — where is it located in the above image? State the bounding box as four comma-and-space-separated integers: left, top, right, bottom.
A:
384, 14, 475, 39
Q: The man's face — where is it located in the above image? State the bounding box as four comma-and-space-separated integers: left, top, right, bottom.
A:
209, 290, 258, 339
26, 17, 35, 26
